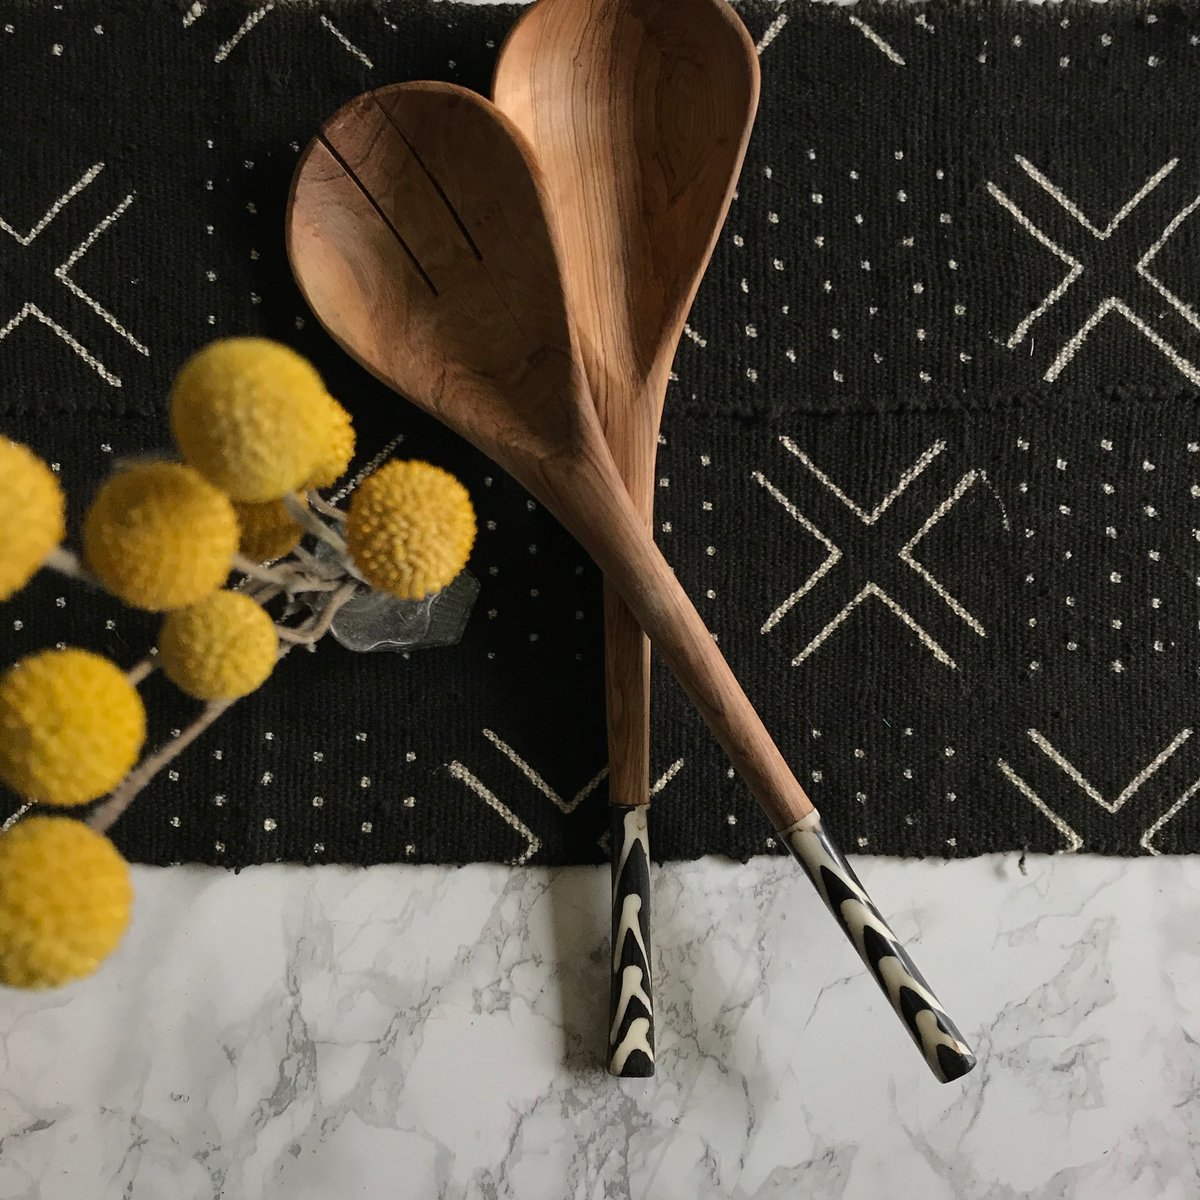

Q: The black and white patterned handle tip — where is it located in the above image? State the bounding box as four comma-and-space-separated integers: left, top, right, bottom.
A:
784, 813, 977, 1084
609, 805, 654, 1077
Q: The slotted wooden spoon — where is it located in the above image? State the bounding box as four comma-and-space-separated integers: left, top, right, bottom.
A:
286, 81, 976, 1084
494, 0, 759, 1077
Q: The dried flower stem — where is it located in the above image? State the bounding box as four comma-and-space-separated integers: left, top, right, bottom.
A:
114, 452, 177, 472
284, 493, 349, 555
306, 490, 347, 522
23, 543, 361, 834
290, 544, 346, 582
43, 545, 101, 588
232, 554, 342, 593
87, 696, 237, 835
83, 569, 356, 833
89, 637, 301, 835
126, 657, 157, 686
242, 581, 283, 606
66, 493, 396, 836
275, 579, 358, 645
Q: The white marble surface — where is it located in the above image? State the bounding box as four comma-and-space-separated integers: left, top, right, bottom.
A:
1, 853, 1198, 1199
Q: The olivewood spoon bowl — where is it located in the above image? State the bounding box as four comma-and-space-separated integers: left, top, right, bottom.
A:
494, 0, 760, 1077
286, 80, 976, 1083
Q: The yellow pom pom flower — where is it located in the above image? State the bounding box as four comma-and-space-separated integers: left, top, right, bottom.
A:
170, 337, 342, 502
158, 590, 279, 701
84, 462, 237, 611
304, 394, 356, 490
234, 496, 304, 562
0, 439, 65, 601
0, 817, 132, 989
0, 649, 146, 807
346, 460, 476, 600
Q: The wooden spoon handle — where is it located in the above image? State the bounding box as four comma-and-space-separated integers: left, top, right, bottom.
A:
602, 585, 652, 810
785, 815, 976, 1082
602, 583, 655, 1077
552, 452, 976, 1081
570, 458, 813, 832
594, 379, 659, 1074
608, 803, 654, 1076
598, 391, 656, 809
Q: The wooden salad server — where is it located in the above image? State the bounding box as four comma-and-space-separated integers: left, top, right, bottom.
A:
493, 0, 760, 1077
286, 81, 976, 1083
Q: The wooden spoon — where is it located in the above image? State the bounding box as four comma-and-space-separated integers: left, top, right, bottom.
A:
493, 0, 760, 1078
286, 81, 976, 1084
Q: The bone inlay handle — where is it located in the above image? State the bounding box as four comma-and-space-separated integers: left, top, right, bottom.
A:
608, 805, 654, 1076
784, 814, 976, 1083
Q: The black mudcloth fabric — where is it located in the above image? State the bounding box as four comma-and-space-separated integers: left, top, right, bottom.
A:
2, 1, 1199, 865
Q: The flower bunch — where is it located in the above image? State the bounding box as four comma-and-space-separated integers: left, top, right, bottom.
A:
0, 338, 476, 988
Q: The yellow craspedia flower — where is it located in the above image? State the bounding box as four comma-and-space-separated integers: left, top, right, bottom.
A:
84, 462, 237, 611
0, 649, 145, 807
234, 496, 304, 562
346, 460, 475, 600
158, 590, 279, 701
170, 337, 340, 502
0, 817, 132, 989
0, 439, 65, 601
304, 394, 356, 490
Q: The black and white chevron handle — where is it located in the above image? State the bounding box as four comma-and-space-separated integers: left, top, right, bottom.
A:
608, 805, 654, 1077
785, 813, 977, 1083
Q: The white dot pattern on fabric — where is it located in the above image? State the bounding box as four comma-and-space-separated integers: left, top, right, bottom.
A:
2, 1, 1198, 867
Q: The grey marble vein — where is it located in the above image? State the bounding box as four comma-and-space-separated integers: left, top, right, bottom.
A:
2, 855, 1200, 1198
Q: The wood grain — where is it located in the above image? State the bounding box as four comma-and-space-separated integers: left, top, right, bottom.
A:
493, 0, 760, 810
287, 80, 978, 1087
286, 80, 814, 833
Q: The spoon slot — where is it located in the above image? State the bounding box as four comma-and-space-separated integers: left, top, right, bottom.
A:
287, 78, 977, 1084
323, 95, 482, 297
314, 135, 439, 297
370, 93, 485, 264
